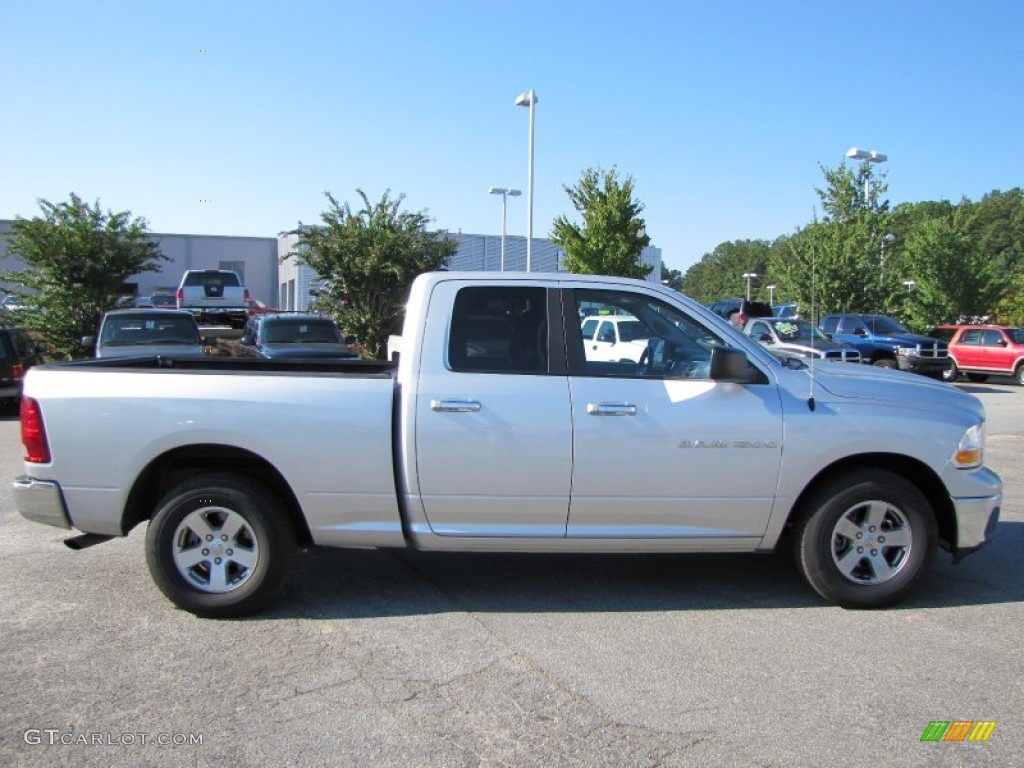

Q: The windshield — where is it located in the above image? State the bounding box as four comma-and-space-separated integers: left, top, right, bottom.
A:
1009, 328, 1024, 344
865, 316, 910, 334
769, 319, 826, 342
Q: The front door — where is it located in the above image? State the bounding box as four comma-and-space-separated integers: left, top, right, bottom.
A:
563, 286, 784, 541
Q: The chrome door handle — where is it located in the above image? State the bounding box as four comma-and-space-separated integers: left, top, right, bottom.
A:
430, 399, 482, 412
587, 402, 637, 416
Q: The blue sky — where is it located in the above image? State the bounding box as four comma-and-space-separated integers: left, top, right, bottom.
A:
2, 0, 1021, 272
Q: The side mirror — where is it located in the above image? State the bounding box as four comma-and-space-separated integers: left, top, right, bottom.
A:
344, 335, 357, 345
997, 338, 1008, 347
823, 332, 833, 340
709, 347, 752, 383
81, 335, 96, 349
757, 333, 773, 343
853, 327, 867, 336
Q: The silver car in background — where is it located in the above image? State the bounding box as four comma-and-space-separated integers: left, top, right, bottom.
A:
744, 317, 862, 363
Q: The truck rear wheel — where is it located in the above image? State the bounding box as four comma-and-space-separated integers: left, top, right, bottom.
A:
793, 469, 936, 608
146, 473, 297, 618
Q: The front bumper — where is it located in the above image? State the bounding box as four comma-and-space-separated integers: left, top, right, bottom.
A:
13, 475, 72, 530
949, 464, 1002, 560
897, 355, 953, 375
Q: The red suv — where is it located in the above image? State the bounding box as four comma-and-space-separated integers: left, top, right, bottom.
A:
945, 325, 1024, 385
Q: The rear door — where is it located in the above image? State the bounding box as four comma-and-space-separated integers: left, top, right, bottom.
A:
977, 328, 1011, 372
413, 281, 573, 536
562, 285, 783, 541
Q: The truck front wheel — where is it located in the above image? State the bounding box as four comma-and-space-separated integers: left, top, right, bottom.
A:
793, 469, 936, 608
871, 357, 897, 369
146, 473, 297, 618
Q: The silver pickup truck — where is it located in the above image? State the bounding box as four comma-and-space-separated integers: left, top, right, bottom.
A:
14, 273, 1002, 617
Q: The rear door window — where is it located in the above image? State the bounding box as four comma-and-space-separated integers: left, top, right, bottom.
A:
448, 286, 548, 374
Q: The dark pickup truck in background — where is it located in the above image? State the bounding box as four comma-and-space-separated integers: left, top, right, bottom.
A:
820, 314, 953, 379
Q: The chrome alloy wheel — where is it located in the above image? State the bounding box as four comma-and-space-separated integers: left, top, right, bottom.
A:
171, 507, 260, 593
830, 500, 913, 585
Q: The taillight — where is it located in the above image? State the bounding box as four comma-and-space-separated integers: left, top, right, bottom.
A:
21, 397, 51, 463
244, 288, 251, 302
737, 312, 747, 326
176, 288, 184, 305
12, 363, 24, 380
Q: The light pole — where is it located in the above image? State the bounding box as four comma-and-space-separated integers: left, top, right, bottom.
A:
515, 89, 537, 271
880, 232, 896, 283
846, 147, 888, 205
487, 187, 521, 271
766, 284, 777, 305
742, 272, 758, 301
903, 280, 916, 292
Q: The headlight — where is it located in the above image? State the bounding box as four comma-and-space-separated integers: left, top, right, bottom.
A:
897, 346, 914, 357
953, 423, 985, 468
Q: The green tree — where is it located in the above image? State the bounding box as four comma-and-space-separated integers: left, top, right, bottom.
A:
285, 190, 457, 359
681, 239, 772, 304
992, 266, 1024, 325
551, 167, 652, 278
896, 204, 981, 329
769, 222, 845, 324
973, 188, 1024, 274
767, 161, 893, 318
1, 194, 166, 358
890, 200, 1000, 328
660, 262, 684, 291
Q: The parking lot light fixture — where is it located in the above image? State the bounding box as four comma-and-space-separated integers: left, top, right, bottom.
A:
742, 272, 758, 301
487, 187, 521, 271
846, 147, 888, 204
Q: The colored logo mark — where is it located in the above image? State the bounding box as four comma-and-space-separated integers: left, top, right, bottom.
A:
920, 720, 997, 742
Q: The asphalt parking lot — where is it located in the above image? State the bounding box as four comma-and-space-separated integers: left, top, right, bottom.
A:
0, 381, 1021, 767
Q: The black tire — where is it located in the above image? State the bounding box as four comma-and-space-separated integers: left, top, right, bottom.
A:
871, 357, 898, 369
966, 373, 989, 383
1014, 364, 1024, 386
146, 472, 297, 618
792, 469, 937, 608
942, 362, 958, 382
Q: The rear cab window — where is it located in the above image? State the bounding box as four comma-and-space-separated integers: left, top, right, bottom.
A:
447, 286, 549, 374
